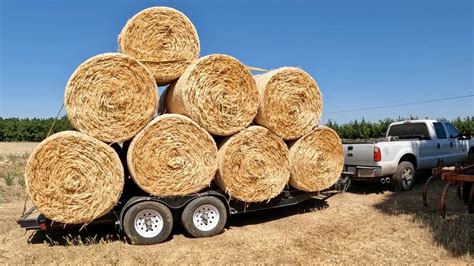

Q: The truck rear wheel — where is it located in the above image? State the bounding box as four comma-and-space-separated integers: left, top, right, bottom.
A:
462, 182, 472, 205
123, 201, 173, 245
467, 150, 474, 164
181, 196, 227, 238
392, 161, 415, 192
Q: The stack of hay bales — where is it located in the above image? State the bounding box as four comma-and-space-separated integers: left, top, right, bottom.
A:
25, 6, 343, 224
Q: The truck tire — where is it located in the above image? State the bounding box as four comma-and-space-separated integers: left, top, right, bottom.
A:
462, 182, 472, 205
181, 196, 227, 238
467, 150, 474, 164
123, 201, 173, 245
391, 161, 415, 192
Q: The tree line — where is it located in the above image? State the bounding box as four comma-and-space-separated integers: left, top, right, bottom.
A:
0, 117, 72, 142
327, 116, 474, 140
0, 116, 473, 142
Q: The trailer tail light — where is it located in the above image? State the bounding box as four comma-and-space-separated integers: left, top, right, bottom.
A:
39, 223, 46, 231
374, 147, 382, 162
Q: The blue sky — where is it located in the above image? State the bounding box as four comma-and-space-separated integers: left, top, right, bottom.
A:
0, 0, 472, 124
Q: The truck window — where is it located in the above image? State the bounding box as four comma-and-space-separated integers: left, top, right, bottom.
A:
433, 122, 447, 139
387, 123, 430, 139
445, 123, 460, 138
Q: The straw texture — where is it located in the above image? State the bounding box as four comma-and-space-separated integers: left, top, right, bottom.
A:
289, 126, 343, 192
25, 131, 124, 224
127, 114, 218, 196
254, 67, 322, 140
65, 53, 157, 143
119, 7, 200, 85
216, 126, 290, 202
166, 54, 258, 136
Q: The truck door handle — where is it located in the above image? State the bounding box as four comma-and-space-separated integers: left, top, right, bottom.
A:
450, 142, 453, 148
437, 143, 440, 149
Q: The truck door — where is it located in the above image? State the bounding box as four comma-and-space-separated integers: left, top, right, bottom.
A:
433, 122, 451, 165
444, 122, 467, 163
416, 123, 436, 169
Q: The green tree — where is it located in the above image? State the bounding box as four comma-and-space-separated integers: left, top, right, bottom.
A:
0, 116, 73, 141
325, 116, 473, 140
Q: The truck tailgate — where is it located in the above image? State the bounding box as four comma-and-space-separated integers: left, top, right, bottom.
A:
343, 143, 376, 168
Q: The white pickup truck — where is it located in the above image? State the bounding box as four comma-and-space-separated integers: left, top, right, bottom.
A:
343, 120, 474, 191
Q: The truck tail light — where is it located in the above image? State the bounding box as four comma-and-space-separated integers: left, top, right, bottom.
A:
374, 147, 382, 162
39, 223, 46, 231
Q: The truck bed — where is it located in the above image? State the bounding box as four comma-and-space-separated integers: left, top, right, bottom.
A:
342, 138, 387, 144
343, 136, 425, 145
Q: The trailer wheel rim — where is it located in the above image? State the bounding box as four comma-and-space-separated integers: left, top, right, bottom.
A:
192, 204, 220, 231
401, 167, 414, 189
134, 209, 164, 238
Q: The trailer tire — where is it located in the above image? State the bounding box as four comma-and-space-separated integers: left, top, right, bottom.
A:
123, 201, 173, 245
181, 196, 227, 238
392, 161, 415, 192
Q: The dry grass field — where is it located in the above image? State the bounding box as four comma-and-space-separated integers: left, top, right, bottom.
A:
0, 142, 37, 202
0, 142, 38, 155
0, 142, 472, 264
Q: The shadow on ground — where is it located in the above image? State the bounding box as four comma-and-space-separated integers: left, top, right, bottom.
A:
347, 171, 433, 195
28, 224, 125, 246
229, 198, 329, 227
372, 174, 473, 256
347, 181, 390, 194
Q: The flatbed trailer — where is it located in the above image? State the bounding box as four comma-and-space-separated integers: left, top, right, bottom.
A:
18, 177, 349, 245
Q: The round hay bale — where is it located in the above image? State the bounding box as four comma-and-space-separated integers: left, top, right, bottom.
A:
216, 126, 290, 202
119, 7, 200, 85
127, 114, 218, 196
25, 131, 124, 224
166, 54, 258, 136
254, 67, 322, 140
65, 53, 158, 143
289, 126, 343, 192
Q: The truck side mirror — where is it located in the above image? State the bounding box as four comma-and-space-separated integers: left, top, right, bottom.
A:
458, 133, 471, 140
